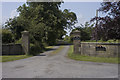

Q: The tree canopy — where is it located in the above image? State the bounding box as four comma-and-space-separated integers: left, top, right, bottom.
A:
4, 2, 77, 46
91, 2, 120, 41
71, 22, 94, 41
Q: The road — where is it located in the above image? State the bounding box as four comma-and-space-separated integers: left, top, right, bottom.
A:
2, 45, 118, 78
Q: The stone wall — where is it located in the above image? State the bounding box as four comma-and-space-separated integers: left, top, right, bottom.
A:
2, 44, 24, 55
81, 42, 120, 57
2, 31, 30, 55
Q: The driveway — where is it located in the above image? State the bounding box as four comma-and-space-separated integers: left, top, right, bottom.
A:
2, 45, 118, 78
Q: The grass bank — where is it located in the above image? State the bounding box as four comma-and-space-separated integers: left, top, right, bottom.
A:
44, 46, 54, 51
52, 46, 64, 54
49, 45, 64, 56
67, 45, 119, 64
0, 55, 32, 62
81, 39, 119, 43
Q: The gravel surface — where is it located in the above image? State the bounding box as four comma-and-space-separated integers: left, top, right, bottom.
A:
2, 45, 118, 78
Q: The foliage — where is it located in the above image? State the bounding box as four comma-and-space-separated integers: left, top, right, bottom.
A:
91, 2, 120, 40
2, 29, 14, 43
67, 45, 119, 64
5, 17, 27, 40
71, 22, 94, 41
15, 38, 22, 44
30, 42, 44, 56
4, 2, 77, 52
64, 35, 72, 43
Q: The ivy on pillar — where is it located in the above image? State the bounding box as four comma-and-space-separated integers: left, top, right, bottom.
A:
21, 31, 30, 55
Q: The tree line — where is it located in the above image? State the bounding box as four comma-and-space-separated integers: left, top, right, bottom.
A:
91, 2, 120, 41
64, 2, 120, 42
2, 2, 77, 55
2, 2, 120, 55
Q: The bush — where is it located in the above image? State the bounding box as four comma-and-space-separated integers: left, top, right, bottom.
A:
30, 42, 45, 56
2, 29, 14, 43
15, 38, 22, 44
64, 35, 72, 43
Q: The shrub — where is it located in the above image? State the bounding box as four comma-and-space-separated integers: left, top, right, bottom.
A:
30, 42, 45, 56
2, 29, 14, 43
15, 38, 22, 44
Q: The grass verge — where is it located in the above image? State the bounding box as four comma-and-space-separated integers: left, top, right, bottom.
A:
67, 45, 119, 64
45, 46, 54, 51
50, 46, 64, 55
81, 39, 119, 43
0, 55, 32, 62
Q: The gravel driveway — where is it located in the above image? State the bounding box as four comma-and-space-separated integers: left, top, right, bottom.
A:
2, 45, 118, 78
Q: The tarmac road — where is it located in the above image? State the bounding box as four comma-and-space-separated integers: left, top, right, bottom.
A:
2, 45, 118, 78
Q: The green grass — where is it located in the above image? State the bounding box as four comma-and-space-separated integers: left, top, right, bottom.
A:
0, 55, 32, 62
52, 46, 64, 54
45, 46, 54, 49
67, 45, 119, 64
43, 46, 54, 52
81, 39, 119, 43
48, 46, 64, 56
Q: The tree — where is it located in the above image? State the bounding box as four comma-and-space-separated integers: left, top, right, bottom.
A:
4, 17, 29, 40
91, 2, 120, 40
72, 22, 94, 41
64, 35, 72, 43
4, 2, 77, 46
2, 29, 14, 43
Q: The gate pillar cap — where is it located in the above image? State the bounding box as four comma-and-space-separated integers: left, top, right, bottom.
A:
73, 30, 80, 36
22, 30, 29, 35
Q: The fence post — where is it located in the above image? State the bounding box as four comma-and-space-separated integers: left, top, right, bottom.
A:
21, 31, 30, 55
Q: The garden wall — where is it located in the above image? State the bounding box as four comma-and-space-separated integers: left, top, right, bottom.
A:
80, 42, 120, 57
2, 44, 24, 55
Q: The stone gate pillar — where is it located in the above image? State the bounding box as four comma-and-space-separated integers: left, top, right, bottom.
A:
72, 30, 81, 54
21, 31, 30, 55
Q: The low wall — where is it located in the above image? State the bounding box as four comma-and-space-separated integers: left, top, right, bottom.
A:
81, 42, 120, 57
2, 44, 24, 55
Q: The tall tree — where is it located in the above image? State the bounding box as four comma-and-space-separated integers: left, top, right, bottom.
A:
91, 2, 120, 40
4, 2, 77, 46
71, 22, 94, 41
